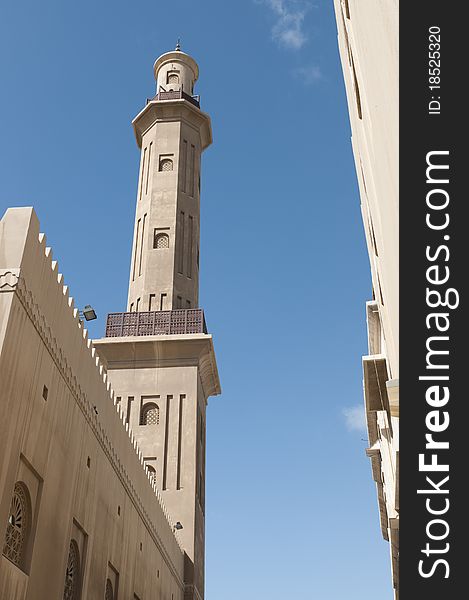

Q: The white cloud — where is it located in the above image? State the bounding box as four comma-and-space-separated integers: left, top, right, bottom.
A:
260, 0, 311, 50
342, 405, 367, 433
292, 64, 322, 84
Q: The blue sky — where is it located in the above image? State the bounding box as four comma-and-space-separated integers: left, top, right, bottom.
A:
0, 1, 392, 598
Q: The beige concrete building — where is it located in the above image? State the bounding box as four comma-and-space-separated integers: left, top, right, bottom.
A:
0, 45, 219, 600
333, 1, 399, 597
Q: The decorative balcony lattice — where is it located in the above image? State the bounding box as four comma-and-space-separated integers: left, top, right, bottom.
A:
146, 89, 201, 108
105, 309, 207, 338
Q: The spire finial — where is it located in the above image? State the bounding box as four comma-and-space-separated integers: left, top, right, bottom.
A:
175, 39, 181, 51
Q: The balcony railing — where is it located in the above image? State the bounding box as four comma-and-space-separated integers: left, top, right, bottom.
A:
146, 90, 200, 108
105, 309, 207, 338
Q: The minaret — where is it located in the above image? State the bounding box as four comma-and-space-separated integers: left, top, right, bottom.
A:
127, 43, 211, 313
94, 45, 220, 600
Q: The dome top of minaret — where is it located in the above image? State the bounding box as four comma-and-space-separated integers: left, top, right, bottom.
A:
153, 41, 199, 91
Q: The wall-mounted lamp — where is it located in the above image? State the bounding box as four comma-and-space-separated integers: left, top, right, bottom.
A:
79, 305, 97, 321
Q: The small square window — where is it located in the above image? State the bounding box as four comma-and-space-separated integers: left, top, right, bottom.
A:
154, 231, 169, 249
159, 155, 174, 172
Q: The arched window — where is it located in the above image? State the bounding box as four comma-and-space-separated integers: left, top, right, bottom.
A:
154, 232, 169, 249
2, 481, 31, 569
63, 540, 81, 600
159, 158, 173, 172
146, 465, 156, 482
140, 403, 159, 426
167, 72, 179, 84
105, 579, 114, 600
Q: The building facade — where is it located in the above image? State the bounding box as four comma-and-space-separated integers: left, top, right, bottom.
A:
333, 1, 399, 598
0, 45, 219, 600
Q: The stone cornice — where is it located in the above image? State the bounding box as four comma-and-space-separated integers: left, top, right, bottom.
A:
93, 334, 221, 400
153, 51, 199, 81
132, 100, 212, 150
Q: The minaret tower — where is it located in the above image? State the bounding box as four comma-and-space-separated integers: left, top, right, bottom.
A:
94, 45, 220, 600
127, 44, 211, 313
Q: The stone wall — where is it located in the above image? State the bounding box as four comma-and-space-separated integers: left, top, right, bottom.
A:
0, 207, 185, 600
333, 2, 399, 597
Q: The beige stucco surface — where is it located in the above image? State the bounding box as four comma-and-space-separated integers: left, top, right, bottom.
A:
333, 1, 399, 597
127, 50, 212, 314
0, 207, 185, 599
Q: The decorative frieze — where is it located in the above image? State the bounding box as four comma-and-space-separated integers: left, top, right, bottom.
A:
0, 269, 20, 291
